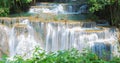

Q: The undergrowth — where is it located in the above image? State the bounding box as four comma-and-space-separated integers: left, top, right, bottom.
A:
1, 47, 120, 63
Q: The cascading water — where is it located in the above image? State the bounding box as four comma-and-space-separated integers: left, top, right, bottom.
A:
0, 24, 10, 57
0, 18, 119, 59
29, 3, 88, 14
0, 2, 119, 61
8, 19, 44, 59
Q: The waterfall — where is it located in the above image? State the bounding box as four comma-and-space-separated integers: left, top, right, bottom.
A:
0, 18, 119, 59
0, 2, 119, 60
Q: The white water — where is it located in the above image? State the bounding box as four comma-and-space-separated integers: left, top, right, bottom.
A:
45, 22, 118, 53
29, 4, 88, 14
0, 18, 119, 60
9, 20, 43, 59
44, 22, 119, 59
0, 25, 10, 57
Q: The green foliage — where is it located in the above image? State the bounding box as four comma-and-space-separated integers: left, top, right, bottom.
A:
0, 8, 9, 17
0, 54, 8, 63
0, 47, 120, 63
0, 0, 11, 17
16, 0, 32, 3
88, 0, 120, 27
87, 0, 117, 12
0, 0, 32, 17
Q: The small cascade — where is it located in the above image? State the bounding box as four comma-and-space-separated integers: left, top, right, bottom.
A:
78, 4, 88, 14
29, 3, 88, 15
92, 43, 112, 60
68, 5, 73, 12
9, 20, 43, 58
0, 24, 10, 57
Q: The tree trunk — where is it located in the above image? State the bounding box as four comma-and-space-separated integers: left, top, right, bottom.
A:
31, 0, 36, 5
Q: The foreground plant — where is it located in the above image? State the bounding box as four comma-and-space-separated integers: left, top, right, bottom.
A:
1, 47, 120, 63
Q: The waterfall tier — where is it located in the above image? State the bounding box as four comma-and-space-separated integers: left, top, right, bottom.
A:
0, 18, 119, 59
29, 3, 89, 15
